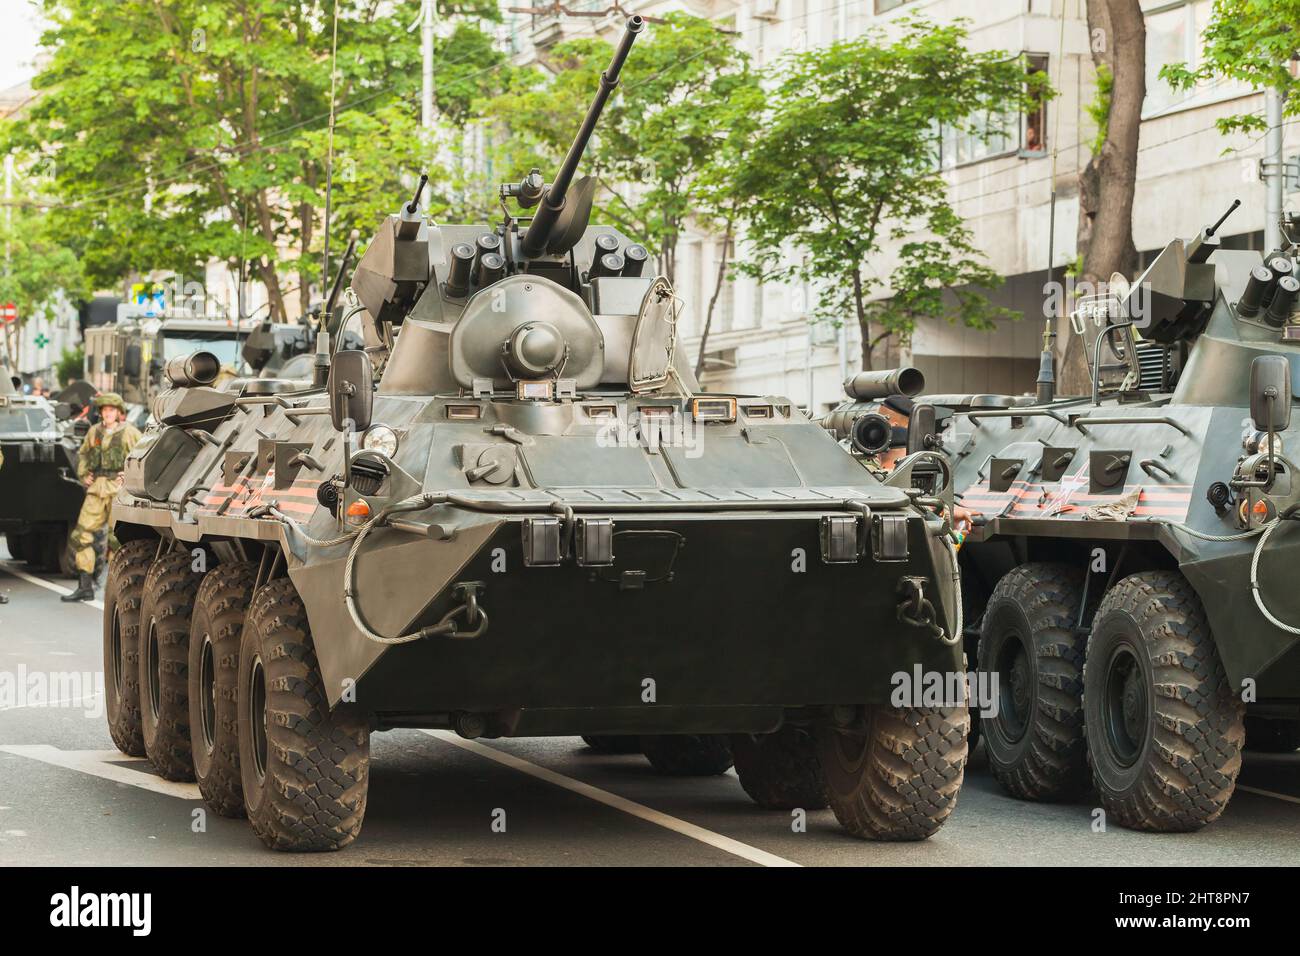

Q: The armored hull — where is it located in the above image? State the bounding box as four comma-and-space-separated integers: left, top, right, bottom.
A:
908, 225, 1300, 832
104, 17, 970, 851
0, 391, 83, 573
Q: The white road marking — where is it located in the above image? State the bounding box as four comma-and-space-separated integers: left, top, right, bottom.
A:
0, 745, 200, 800
0, 562, 104, 610
420, 730, 800, 868
1238, 784, 1300, 806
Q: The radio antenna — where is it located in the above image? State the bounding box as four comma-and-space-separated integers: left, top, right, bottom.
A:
322, 0, 341, 302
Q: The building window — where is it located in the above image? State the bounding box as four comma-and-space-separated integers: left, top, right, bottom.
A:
934, 53, 1048, 168
874, 0, 913, 12
1021, 53, 1049, 156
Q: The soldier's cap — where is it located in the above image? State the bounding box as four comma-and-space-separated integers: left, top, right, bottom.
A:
93, 392, 128, 412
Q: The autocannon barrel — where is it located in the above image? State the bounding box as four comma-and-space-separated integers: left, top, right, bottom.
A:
521, 16, 645, 258
843, 367, 926, 401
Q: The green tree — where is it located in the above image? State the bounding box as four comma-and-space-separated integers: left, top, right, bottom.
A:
1161, 0, 1300, 136
0, 165, 87, 334
6, 1, 507, 320
729, 18, 1046, 370
56, 345, 85, 387
482, 14, 760, 284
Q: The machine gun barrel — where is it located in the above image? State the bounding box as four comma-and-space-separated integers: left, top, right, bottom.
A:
521, 16, 645, 257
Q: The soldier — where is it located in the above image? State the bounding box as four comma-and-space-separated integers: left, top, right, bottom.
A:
62, 393, 141, 602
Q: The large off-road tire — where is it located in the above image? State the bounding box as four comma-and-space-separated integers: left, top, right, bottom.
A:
978, 563, 1089, 801
139, 549, 205, 781
189, 562, 257, 817
4, 531, 26, 562
731, 725, 827, 810
56, 528, 77, 579
1084, 571, 1245, 832
581, 735, 641, 754
640, 734, 734, 776
238, 578, 369, 851
1245, 716, 1300, 753
102, 539, 156, 757
817, 704, 969, 841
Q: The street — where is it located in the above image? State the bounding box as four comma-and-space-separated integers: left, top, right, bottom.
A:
2, 550, 1298, 868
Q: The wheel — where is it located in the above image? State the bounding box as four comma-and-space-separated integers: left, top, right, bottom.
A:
1084, 571, 1245, 832
581, 735, 641, 754
640, 734, 733, 776
56, 528, 77, 579
102, 539, 156, 757
817, 704, 969, 841
37, 530, 62, 572
4, 532, 25, 562
1245, 716, 1300, 753
731, 725, 827, 810
978, 563, 1089, 800
189, 562, 257, 817
139, 549, 205, 781
238, 578, 369, 851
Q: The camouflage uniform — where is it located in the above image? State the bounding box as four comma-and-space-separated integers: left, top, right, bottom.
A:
69, 395, 141, 576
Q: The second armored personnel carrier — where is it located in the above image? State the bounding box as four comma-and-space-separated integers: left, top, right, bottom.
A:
906, 203, 1300, 832
103, 18, 970, 850
0, 370, 84, 573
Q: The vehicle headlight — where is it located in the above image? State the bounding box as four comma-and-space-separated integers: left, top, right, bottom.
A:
361, 424, 399, 458
1261, 432, 1284, 458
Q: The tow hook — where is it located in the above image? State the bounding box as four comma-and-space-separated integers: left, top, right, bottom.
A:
423, 581, 489, 641
896, 576, 944, 641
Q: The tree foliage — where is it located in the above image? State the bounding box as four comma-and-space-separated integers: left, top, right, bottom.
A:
482, 14, 761, 282
728, 17, 1046, 369
1161, 0, 1300, 136
0, 165, 87, 326
5, 0, 507, 320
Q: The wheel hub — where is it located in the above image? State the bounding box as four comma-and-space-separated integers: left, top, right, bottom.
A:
1103, 644, 1148, 768
994, 629, 1032, 743
248, 655, 268, 782
146, 618, 161, 718
199, 635, 216, 753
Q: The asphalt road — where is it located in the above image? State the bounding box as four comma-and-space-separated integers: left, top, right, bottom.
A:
2, 552, 1298, 867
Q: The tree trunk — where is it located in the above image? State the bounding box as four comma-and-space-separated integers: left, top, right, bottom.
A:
852, 266, 874, 370
1063, 0, 1145, 395
694, 224, 733, 381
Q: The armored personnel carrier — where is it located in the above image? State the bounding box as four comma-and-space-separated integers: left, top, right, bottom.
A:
0, 369, 84, 574
905, 202, 1300, 832
103, 17, 968, 850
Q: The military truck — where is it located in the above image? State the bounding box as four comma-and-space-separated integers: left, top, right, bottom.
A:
84, 314, 339, 428
0, 369, 84, 574
103, 18, 969, 851
904, 202, 1300, 832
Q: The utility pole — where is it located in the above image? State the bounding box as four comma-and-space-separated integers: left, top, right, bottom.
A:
421, 0, 436, 131
1264, 85, 1285, 252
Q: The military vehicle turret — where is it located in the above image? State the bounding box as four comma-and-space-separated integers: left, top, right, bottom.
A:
904, 202, 1300, 831
0, 368, 84, 574
104, 17, 969, 850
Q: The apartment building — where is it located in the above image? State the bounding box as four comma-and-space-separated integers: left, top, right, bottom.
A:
506, 0, 1294, 410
